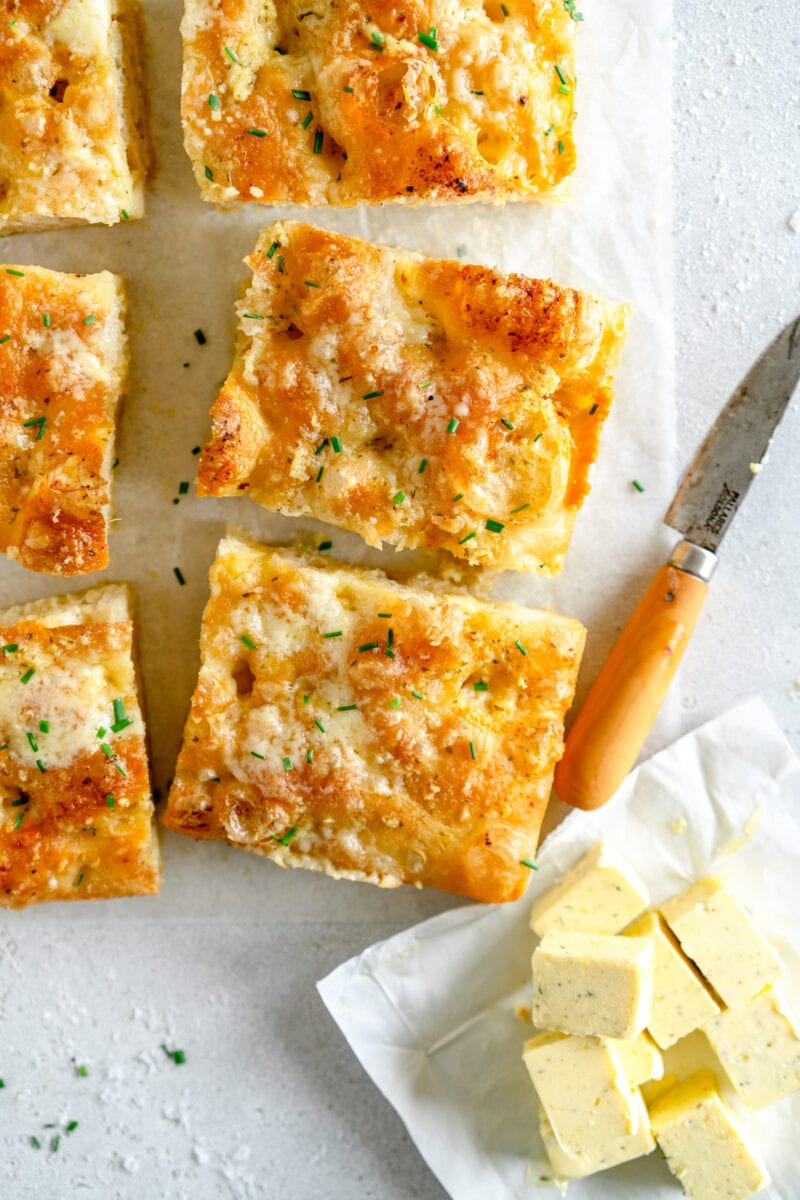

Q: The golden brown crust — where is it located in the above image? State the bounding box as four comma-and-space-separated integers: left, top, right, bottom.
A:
181, 0, 577, 206
198, 222, 630, 574
0, 264, 127, 575
0, 585, 158, 908
0, 0, 150, 234
163, 533, 585, 904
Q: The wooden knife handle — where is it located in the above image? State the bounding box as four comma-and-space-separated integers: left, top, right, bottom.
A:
554, 563, 709, 811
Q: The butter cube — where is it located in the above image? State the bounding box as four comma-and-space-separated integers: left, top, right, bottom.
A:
660, 879, 782, 1006
530, 841, 649, 937
625, 910, 720, 1048
704, 986, 800, 1109
612, 1031, 664, 1088
522, 1032, 640, 1156
532, 931, 654, 1040
538, 1090, 655, 1180
649, 1071, 769, 1200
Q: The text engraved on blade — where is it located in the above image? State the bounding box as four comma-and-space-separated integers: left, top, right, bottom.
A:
704, 483, 740, 536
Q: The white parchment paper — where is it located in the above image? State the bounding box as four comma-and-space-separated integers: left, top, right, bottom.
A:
318, 698, 800, 1200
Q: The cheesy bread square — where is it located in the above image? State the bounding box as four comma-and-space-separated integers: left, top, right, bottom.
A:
181, 0, 578, 207
0, 0, 150, 235
198, 223, 630, 574
0, 264, 126, 575
0, 584, 159, 908
163, 533, 586, 904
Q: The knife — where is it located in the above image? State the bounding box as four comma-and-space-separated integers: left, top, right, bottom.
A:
554, 315, 800, 811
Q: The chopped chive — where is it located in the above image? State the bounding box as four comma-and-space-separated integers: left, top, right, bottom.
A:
411, 690, 424, 700
515, 640, 527, 656
304, 281, 320, 290
194, 329, 207, 345
247, 128, 267, 137
458, 531, 476, 545
31, 1136, 41, 1149
558, 84, 570, 95
204, 164, 214, 181
473, 682, 489, 692
313, 129, 323, 153
224, 44, 238, 62
107, 794, 115, 807
378, 613, 392, 619
318, 540, 332, 552
208, 93, 220, 109
331, 436, 343, 453
501, 2, 509, 12
557, 139, 565, 154
315, 466, 325, 483
292, 88, 312, 100
26, 731, 38, 752
362, 389, 382, 399
250, 750, 265, 760
277, 255, 284, 273
469, 741, 477, 760
100, 743, 113, 758
418, 28, 439, 51
589, 402, 598, 415
239, 634, 257, 649
314, 719, 326, 733
418, 458, 427, 474
358, 642, 378, 653
323, 630, 343, 639
36, 760, 45, 773
370, 29, 384, 47
301, 111, 313, 129
178, 481, 190, 495
533, 432, 543, 443
545, 123, 555, 135
173, 567, 186, 585
282, 757, 293, 772
384, 649, 396, 658
75, 874, 83, 888
161, 1045, 187, 1065
314, 438, 329, 455
0, 335, 10, 345
97, 727, 106, 738
243, 312, 265, 320
273, 827, 297, 845
111, 698, 132, 732
555, 64, 568, 85
387, 628, 394, 648
392, 491, 405, 506
511, 503, 530, 514
434, 104, 442, 116
471, 90, 484, 96
342, 85, 354, 93
83, 314, 96, 326
20, 668, 35, 684
13, 811, 23, 829
121, 208, 130, 220
452, 493, 464, 503
500, 418, 515, 430
5, 268, 24, 277
51, 1135, 61, 1152
446, 416, 460, 433
303, 694, 310, 704
632, 479, 645, 492
65, 1121, 78, 1133
521, 858, 539, 870
266, 241, 279, 258
419, 381, 433, 389
306, 748, 313, 763
23, 416, 46, 440
10, 797, 27, 806
0, 1079, 4, 1088
115, 761, 127, 776
42, 313, 51, 327
337, 704, 357, 712
485, 518, 505, 534
389, 697, 401, 710
77, 1065, 89, 1078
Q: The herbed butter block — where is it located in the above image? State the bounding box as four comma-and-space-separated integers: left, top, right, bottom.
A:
538, 1091, 655, 1181
182, 0, 578, 207
522, 1032, 641, 1157
0, 0, 150, 234
612, 1032, 664, 1088
163, 533, 585, 904
660, 879, 783, 1007
530, 840, 649, 937
532, 931, 654, 1040
198, 222, 630, 575
649, 1071, 770, 1200
0, 585, 159, 908
625, 910, 720, 1049
703, 987, 800, 1110
0, 265, 127, 575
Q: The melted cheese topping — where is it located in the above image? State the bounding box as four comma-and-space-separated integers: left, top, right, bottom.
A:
199, 222, 630, 574
163, 533, 585, 904
0, 0, 149, 233
0, 265, 126, 575
649, 1072, 770, 1200
0, 584, 158, 908
182, 0, 578, 206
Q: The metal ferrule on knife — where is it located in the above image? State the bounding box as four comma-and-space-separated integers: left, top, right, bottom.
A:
668, 540, 717, 583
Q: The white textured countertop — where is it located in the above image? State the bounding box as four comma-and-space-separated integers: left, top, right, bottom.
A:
1, 3, 798, 1198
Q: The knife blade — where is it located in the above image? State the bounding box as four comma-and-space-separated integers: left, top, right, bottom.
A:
554, 315, 800, 812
